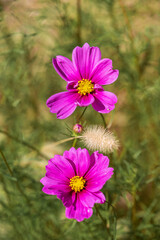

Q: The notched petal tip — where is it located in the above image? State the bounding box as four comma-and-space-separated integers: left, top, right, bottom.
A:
46, 91, 78, 119
52, 55, 80, 82
46, 96, 53, 108
90, 58, 119, 85
82, 42, 90, 48
65, 204, 93, 222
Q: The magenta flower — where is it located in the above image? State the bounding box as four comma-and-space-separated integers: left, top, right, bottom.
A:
47, 43, 119, 119
40, 147, 114, 222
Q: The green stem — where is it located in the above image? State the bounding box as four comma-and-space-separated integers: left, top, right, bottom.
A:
0, 150, 31, 205
0, 150, 13, 176
100, 113, 107, 128
94, 204, 106, 227
77, 107, 87, 123
95, 204, 112, 237
105, 200, 117, 239
72, 138, 77, 148
1, 177, 11, 203
131, 187, 136, 229
105, 200, 117, 218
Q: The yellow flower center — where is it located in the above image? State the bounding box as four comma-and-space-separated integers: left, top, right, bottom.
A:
69, 176, 86, 193
77, 79, 94, 95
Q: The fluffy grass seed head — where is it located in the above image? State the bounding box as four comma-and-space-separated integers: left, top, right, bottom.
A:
82, 125, 119, 153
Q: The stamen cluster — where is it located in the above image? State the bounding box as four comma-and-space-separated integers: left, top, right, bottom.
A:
77, 79, 94, 95
69, 176, 86, 193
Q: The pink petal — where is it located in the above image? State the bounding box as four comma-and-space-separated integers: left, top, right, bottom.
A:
65, 194, 93, 222
46, 91, 79, 119
40, 175, 70, 195
79, 190, 106, 208
85, 152, 114, 192
77, 94, 95, 107
46, 155, 76, 179
76, 148, 91, 176
63, 147, 91, 177
43, 160, 69, 184
66, 81, 78, 91
56, 104, 77, 119
92, 90, 117, 113
85, 45, 102, 79
52, 56, 80, 82
90, 58, 119, 85
40, 176, 69, 189
94, 84, 104, 91
57, 191, 75, 208
86, 168, 114, 192
41, 186, 58, 195
40, 155, 77, 195
72, 43, 101, 79
41, 185, 70, 195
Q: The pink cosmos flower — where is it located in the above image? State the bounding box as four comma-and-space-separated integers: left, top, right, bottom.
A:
47, 43, 119, 119
40, 147, 114, 222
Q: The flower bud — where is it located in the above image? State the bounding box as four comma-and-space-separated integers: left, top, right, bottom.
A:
73, 124, 83, 133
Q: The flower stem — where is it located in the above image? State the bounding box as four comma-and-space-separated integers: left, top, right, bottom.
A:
77, 107, 87, 123
105, 200, 117, 239
131, 187, 136, 229
94, 204, 106, 226
105, 200, 117, 218
72, 138, 77, 148
0, 150, 31, 205
0, 150, 13, 176
100, 113, 107, 128
94, 204, 111, 237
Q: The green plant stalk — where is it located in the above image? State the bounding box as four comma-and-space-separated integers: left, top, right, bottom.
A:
0, 150, 31, 205
104, 199, 117, 239
94, 204, 106, 227
100, 113, 107, 128
94, 204, 112, 237
72, 138, 78, 148
77, 106, 87, 123
131, 186, 136, 228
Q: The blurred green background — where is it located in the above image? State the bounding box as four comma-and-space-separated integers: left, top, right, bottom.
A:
0, 0, 160, 239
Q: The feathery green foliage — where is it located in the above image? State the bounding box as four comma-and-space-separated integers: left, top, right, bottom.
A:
0, 0, 160, 239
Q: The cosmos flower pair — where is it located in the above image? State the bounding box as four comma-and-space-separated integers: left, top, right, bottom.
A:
41, 43, 118, 222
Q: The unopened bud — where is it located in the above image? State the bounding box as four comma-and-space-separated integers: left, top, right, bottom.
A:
73, 124, 83, 133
